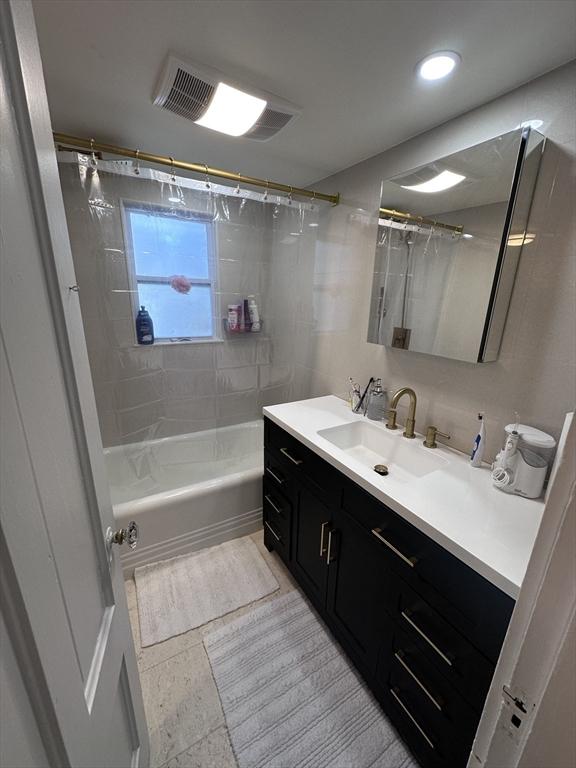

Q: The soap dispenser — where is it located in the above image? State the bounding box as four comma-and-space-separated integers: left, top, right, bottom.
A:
366, 378, 388, 421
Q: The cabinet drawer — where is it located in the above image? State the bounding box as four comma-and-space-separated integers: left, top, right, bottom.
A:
379, 619, 480, 745
263, 514, 289, 565
265, 418, 341, 504
262, 480, 291, 542
343, 480, 514, 662
264, 450, 293, 501
390, 582, 494, 711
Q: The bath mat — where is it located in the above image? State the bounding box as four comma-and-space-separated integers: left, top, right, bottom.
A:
135, 536, 279, 647
204, 591, 417, 768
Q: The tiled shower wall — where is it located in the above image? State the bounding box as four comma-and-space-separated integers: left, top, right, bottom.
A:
306, 61, 576, 459
59, 162, 317, 447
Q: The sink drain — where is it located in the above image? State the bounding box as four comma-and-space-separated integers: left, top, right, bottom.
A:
373, 464, 389, 476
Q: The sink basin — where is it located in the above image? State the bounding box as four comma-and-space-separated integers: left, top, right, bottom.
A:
317, 421, 449, 480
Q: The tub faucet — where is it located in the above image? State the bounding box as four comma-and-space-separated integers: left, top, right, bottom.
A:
386, 387, 417, 439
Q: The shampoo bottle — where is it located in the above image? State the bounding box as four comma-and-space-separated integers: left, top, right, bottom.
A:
470, 412, 486, 467
136, 306, 154, 345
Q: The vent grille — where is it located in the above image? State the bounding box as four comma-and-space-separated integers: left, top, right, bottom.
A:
163, 68, 214, 121
153, 56, 299, 140
244, 108, 294, 140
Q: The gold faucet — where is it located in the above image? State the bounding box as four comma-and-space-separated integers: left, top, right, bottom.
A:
386, 387, 417, 439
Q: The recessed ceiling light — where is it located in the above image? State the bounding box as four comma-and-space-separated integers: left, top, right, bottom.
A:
308, 222, 319, 228
517, 119, 544, 130
508, 233, 535, 247
195, 82, 267, 137
417, 51, 460, 81
462, 233, 474, 239
401, 170, 465, 193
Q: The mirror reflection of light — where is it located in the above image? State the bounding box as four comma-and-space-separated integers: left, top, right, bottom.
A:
508, 233, 535, 246
517, 119, 543, 130
401, 170, 466, 193
462, 233, 474, 239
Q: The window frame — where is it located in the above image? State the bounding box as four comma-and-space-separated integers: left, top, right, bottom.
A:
121, 200, 220, 344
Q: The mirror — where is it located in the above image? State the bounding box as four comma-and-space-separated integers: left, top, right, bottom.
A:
367, 128, 545, 363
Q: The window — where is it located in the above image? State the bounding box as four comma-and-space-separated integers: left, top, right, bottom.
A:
124, 204, 216, 341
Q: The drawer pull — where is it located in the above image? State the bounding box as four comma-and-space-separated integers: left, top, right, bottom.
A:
265, 494, 284, 517
264, 521, 282, 543
390, 687, 435, 750
371, 527, 417, 568
280, 447, 303, 466
401, 610, 453, 667
326, 528, 336, 564
394, 651, 443, 712
319, 521, 329, 557
266, 467, 284, 485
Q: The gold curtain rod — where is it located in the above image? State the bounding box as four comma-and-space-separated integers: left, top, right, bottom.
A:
379, 207, 463, 234
53, 132, 340, 206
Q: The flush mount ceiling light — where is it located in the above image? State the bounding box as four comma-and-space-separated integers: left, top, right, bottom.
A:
401, 170, 465, 193
153, 55, 300, 140
417, 51, 461, 81
195, 82, 267, 137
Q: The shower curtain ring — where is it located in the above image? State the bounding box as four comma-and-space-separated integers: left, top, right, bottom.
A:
134, 149, 140, 175
89, 138, 97, 167
263, 180, 269, 201
310, 190, 316, 210
169, 157, 176, 182
288, 186, 293, 205
235, 172, 241, 194
204, 164, 211, 189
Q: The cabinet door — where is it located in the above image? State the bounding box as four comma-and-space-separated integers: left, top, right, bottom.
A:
325, 507, 393, 675
292, 485, 332, 609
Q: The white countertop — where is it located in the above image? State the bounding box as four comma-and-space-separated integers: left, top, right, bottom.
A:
263, 395, 545, 599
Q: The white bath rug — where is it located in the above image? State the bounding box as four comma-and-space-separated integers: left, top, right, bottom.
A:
135, 536, 279, 647
204, 590, 417, 768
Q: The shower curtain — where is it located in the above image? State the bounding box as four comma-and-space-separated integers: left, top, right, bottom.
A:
372, 222, 458, 353
57, 151, 320, 458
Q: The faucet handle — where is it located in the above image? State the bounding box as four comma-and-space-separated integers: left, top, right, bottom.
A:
423, 425, 451, 449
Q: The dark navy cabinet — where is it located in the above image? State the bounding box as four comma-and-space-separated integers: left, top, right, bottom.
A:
263, 417, 514, 768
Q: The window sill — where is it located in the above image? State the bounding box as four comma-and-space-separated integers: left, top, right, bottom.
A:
132, 338, 225, 347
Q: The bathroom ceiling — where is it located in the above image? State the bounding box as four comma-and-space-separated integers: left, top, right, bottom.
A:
33, 0, 575, 187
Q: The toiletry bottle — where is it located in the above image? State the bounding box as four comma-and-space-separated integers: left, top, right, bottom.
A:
470, 412, 486, 467
136, 305, 154, 345
247, 295, 261, 332
242, 299, 251, 332
228, 304, 239, 332
366, 378, 387, 421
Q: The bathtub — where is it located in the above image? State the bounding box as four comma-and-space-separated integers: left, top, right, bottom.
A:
104, 420, 264, 575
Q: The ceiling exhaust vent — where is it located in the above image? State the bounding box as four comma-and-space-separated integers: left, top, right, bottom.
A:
153, 55, 300, 141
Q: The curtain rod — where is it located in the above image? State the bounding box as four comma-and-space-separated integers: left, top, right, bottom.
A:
379, 207, 463, 234
53, 132, 340, 206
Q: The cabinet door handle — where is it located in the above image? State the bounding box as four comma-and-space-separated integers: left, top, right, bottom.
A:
371, 527, 418, 568
319, 521, 329, 556
265, 494, 284, 517
280, 447, 303, 466
326, 529, 337, 564
265, 467, 284, 485
390, 687, 435, 750
394, 651, 443, 712
264, 521, 282, 543
401, 610, 453, 667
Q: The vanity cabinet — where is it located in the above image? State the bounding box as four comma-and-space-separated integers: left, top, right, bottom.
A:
262, 417, 515, 768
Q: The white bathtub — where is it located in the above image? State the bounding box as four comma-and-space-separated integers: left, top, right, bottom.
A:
104, 421, 264, 574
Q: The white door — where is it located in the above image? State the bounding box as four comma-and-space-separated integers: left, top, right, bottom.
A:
0, 2, 149, 766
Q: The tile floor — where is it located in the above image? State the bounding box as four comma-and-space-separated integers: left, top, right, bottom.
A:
125, 530, 298, 768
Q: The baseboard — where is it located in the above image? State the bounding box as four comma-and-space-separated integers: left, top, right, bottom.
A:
121, 507, 263, 576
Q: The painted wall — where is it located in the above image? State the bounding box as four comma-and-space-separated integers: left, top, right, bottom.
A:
307, 61, 576, 460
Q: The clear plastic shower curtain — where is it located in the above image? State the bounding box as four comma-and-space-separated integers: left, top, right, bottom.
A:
57, 151, 319, 499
